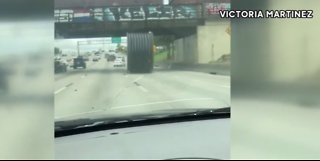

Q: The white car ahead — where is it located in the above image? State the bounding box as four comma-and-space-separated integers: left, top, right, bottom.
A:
113, 57, 126, 67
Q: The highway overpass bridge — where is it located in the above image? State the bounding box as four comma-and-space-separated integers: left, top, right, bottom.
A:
55, 0, 230, 64
55, 2, 204, 38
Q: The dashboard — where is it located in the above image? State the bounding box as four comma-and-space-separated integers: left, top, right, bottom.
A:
55, 118, 230, 160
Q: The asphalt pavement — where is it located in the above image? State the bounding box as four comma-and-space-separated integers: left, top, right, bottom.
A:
54, 58, 230, 121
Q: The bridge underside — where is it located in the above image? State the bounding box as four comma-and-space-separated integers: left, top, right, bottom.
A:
55, 19, 204, 39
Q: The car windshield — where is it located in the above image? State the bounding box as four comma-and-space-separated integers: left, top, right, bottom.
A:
54, 1, 230, 128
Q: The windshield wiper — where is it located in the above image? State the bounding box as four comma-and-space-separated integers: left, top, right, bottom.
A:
55, 107, 230, 137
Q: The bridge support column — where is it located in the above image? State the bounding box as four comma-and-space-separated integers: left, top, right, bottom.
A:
173, 34, 198, 64
172, 21, 230, 64
197, 21, 230, 64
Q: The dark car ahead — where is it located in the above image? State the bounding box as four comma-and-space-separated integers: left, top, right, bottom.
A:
54, 59, 67, 73
73, 56, 86, 69
107, 55, 116, 62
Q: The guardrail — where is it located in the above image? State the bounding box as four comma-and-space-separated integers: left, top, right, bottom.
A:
54, 4, 203, 23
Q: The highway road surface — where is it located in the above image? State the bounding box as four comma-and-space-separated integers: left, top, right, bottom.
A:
54, 58, 230, 121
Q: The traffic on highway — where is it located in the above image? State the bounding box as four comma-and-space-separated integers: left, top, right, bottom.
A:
54, 38, 230, 121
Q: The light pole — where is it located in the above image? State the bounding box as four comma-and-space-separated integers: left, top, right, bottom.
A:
77, 41, 80, 57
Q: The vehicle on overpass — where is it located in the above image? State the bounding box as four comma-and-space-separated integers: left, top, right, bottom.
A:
119, 8, 131, 21
174, 6, 197, 19
160, 6, 174, 19
146, 6, 174, 20
147, 6, 161, 19
72, 56, 86, 69
93, 8, 103, 21
131, 7, 145, 20
104, 8, 116, 21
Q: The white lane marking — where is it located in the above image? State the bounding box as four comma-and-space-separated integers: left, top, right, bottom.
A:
54, 87, 66, 95
55, 109, 105, 120
65, 83, 74, 87
138, 86, 148, 92
55, 83, 74, 95
111, 98, 214, 109
133, 75, 144, 83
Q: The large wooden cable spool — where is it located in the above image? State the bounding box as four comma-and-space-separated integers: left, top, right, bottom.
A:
127, 32, 154, 73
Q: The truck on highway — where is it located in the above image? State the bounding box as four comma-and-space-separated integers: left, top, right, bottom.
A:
73, 56, 86, 69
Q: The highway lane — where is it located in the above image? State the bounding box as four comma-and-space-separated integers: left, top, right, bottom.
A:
54, 59, 230, 120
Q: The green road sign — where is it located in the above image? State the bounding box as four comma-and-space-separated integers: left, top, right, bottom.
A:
112, 37, 121, 44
